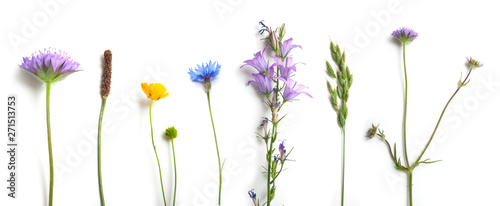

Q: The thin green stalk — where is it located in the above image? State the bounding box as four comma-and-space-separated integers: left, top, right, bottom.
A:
412, 68, 473, 167
409, 172, 413, 206
341, 127, 346, 206
149, 100, 167, 206
46, 83, 54, 206
98, 96, 108, 206
402, 42, 410, 168
266, 126, 275, 206
171, 140, 178, 206
206, 92, 222, 205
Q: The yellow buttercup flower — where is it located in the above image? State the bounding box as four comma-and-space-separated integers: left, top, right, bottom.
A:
141, 83, 169, 101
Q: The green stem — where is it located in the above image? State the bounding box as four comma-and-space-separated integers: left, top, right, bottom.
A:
409, 172, 413, 206
341, 127, 346, 206
149, 100, 167, 206
412, 68, 473, 167
402, 42, 410, 168
206, 92, 222, 205
266, 127, 275, 206
171, 140, 177, 206
98, 96, 108, 206
46, 83, 54, 206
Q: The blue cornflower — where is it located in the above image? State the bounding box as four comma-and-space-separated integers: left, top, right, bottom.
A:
259, 20, 269, 34
188, 60, 221, 92
392, 27, 418, 43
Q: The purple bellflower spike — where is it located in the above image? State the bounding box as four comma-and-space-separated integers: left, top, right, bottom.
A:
19, 48, 80, 83
188, 60, 221, 92
241, 47, 270, 73
279, 38, 302, 57
281, 79, 312, 101
248, 73, 274, 94
392, 27, 418, 43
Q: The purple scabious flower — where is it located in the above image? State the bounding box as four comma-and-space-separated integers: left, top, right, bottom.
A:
392, 27, 418, 43
19, 48, 80, 83
248, 73, 274, 94
279, 38, 302, 57
281, 79, 312, 101
241, 47, 269, 73
188, 60, 221, 92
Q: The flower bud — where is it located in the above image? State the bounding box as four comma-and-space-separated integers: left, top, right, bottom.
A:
270, 31, 279, 50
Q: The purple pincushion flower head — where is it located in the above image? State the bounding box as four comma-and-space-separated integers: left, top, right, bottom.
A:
241, 46, 269, 73
188, 60, 221, 92
392, 27, 418, 43
19, 48, 80, 83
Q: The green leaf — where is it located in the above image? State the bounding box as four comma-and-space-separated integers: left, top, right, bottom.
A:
393, 143, 397, 161
419, 159, 442, 164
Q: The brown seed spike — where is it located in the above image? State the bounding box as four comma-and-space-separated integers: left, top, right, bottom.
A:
101, 50, 112, 97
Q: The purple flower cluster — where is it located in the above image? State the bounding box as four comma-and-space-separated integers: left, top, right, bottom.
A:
392, 27, 418, 43
19, 48, 80, 83
241, 34, 311, 101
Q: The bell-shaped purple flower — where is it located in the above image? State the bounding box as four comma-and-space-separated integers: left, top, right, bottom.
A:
248, 73, 274, 94
241, 47, 269, 73
19, 48, 80, 83
281, 79, 312, 101
271, 56, 303, 80
279, 38, 302, 57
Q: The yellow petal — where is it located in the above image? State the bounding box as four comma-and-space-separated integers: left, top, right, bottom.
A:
159, 92, 169, 99
153, 83, 166, 101
141, 83, 150, 99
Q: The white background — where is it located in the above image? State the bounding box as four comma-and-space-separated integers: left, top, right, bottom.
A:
1, 0, 499, 206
